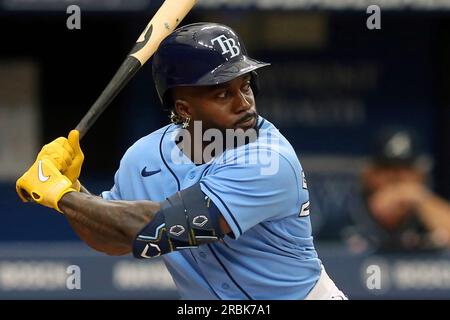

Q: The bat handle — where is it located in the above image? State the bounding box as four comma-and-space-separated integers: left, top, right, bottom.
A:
75, 56, 142, 140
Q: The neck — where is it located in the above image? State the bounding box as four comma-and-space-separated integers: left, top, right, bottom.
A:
176, 125, 210, 165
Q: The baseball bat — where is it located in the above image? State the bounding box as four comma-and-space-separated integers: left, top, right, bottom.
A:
75, 0, 197, 139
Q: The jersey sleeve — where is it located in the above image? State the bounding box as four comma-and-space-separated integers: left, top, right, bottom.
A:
200, 146, 302, 239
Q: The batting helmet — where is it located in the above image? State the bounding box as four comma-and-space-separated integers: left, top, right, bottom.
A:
152, 22, 270, 109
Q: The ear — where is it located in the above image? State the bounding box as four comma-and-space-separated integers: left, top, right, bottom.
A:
174, 99, 192, 120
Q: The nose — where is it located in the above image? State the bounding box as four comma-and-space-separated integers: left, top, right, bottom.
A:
233, 90, 252, 113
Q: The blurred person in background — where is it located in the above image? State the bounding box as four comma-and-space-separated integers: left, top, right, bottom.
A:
350, 128, 450, 252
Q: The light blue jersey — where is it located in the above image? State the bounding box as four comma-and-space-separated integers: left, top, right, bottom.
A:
102, 117, 321, 300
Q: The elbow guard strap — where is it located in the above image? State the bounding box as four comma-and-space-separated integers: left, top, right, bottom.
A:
133, 183, 224, 259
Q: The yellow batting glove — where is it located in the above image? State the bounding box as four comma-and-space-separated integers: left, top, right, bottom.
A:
16, 158, 77, 213
36, 130, 84, 190
38, 138, 73, 173
66, 130, 84, 184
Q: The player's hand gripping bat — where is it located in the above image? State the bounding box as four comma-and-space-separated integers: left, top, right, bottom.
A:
75, 0, 197, 139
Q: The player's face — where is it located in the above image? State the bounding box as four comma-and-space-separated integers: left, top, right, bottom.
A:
174, 73, 258, 132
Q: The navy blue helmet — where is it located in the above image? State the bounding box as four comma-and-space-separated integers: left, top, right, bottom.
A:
152, 22, 270, 109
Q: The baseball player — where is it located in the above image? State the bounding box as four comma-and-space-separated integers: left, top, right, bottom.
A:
16, 23, 346, 300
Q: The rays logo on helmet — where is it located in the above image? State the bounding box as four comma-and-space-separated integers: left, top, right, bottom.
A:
211, 35, 240, 58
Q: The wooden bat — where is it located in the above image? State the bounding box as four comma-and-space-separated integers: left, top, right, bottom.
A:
75, 0, 197, 139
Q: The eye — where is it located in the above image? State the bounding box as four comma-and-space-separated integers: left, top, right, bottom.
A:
216, 90, 228, 99
242, 82, 251, 93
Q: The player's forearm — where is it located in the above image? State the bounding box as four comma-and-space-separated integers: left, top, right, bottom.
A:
59, 192, 160, 255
